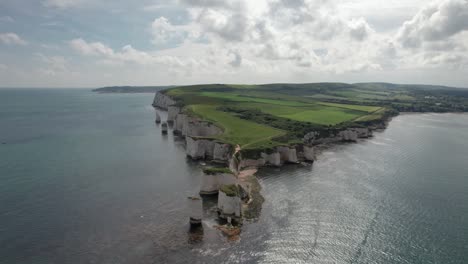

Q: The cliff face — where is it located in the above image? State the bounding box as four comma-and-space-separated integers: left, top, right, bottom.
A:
213, 143, 232, 161
303, 127, 372, 145
152, 92, 176, 110
237, 146, 302, 170
303, 145, 315, 161
174, 113, 187, 133
153, 92, 222, 137
261, 152, 281, 166
167, 106, 181, 122
217, 191, 242, 218
186, 137, 215, 159
182, 118, 222, 137
186, 137, 231, 161
277, 146, 299, 163
153, 92, 228, 160
200, 173, 237, 195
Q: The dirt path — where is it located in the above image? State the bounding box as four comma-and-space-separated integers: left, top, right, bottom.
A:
238, 168, 257, 182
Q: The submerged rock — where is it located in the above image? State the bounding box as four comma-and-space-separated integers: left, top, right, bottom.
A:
214, 225, 241, 241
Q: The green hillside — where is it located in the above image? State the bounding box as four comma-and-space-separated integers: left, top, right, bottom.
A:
163, 83, 468, 149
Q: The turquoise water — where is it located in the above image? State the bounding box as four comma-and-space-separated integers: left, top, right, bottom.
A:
1, 89, 467, 263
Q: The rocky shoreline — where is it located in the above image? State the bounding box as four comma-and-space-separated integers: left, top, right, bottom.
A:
152, 91, 390, 240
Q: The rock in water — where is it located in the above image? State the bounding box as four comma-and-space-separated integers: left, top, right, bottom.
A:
217, 184, 242, 220
187, 196, 203, 227
155, 112, 161, 124
303, 145, 315, 161
199, 169, 236, 196
161, 122, 168, 134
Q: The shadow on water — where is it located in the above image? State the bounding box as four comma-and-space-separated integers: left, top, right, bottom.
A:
188, 225, 204, 244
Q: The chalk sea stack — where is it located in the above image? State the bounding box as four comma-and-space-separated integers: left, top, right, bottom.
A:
199, 167, 236, 196
155, 112, 161, 124
217, 184, 242, 222
187, 196, 203, 227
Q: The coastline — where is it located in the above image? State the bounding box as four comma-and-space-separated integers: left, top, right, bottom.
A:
151, 91, 393, 239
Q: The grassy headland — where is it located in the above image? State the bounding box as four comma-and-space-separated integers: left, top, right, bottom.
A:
163, 83, 468, 149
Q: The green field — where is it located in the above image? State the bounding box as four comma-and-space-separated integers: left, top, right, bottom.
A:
190, 104, 285, 148
235, 102, 363, 125
316, 102, 381, 112
200, 92, 311, 106
278, 108, 362, 125
163, 82, 468, 148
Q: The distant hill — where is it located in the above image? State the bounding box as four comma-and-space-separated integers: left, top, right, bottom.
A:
93, 86, 173, 93
353, 82, 464, 91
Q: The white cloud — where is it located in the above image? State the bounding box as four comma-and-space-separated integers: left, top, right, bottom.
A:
397, 0, 468, 48
0, 64, 7, 71
348, 18, 374, 41
197, 8, 249, 41
0, 33, 27, 45
69, 38, 190, 68
7, 0, 466, 87
173, 0, 383, 72
151, 17, 189, 46
391, 0, 468, 69
69, 38, 114, 56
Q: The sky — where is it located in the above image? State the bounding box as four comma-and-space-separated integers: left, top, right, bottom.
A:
0, 0, 467, 88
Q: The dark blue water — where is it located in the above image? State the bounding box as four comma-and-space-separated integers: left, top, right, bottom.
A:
1, 89, 467, 263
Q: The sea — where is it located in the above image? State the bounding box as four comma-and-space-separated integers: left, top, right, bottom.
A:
0, 88, 467, 264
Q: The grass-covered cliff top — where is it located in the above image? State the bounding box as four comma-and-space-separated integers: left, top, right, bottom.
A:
163, 83, 468, 149
220, 184, 239, 197
203, 167, 233, 175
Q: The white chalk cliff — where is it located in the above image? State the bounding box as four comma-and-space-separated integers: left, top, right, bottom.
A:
277, 146, 299, 163
303, 145, 315, 161
187, 196, 203, 225
303, 127, 372, 145
200, 173, 237, 195
217, 189, 242, 218
153, 92, 321, 166
186, 137, 232, 161
152, 92, 176, 110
